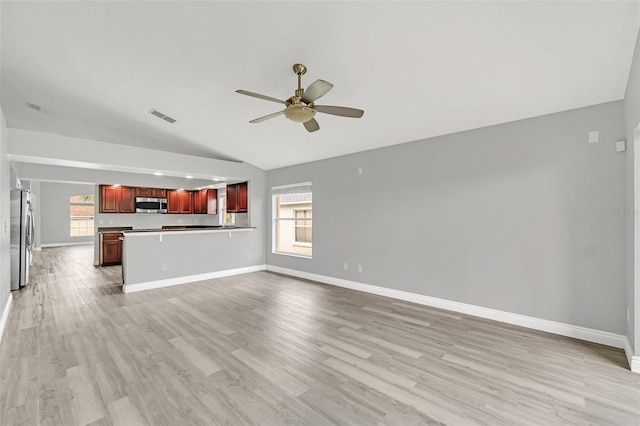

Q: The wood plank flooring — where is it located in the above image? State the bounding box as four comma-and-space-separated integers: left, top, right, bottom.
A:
1, 245, 639, 425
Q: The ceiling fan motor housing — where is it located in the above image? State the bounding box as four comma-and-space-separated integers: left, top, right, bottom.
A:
284, 104, 316, 123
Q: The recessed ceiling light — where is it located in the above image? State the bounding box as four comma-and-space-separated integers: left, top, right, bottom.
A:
153, 172, 163, 176
185, 175, 193, 179
212, 178, 220, 181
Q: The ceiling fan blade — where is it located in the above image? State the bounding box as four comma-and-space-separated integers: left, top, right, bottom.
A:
249, 110, 285, 123
236, 90, 285, 104
303, 118, 320, 133
302, 80, 334, 104
314, 105, 364, 118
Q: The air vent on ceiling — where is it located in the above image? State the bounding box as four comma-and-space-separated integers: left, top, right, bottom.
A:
149, 109, 176, 123
26, 102, 42, 112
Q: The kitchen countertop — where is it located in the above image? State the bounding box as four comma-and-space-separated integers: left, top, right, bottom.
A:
97, 226, 133, 234
123, 226, 255, 234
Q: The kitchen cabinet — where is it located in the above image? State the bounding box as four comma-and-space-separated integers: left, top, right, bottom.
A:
226, 182, 248, 213
194, 189, 218, 214
136, 187, 167, 198
179, 190, 193, 214
101, 233, 122, 266
167, 190, 180, 214
99, 185, 135, 213
119, 186, 136, 213
100, 185, 118, 213
167, 190, 193, 214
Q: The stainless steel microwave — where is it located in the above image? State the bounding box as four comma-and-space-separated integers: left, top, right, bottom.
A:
135, 197, 167, 213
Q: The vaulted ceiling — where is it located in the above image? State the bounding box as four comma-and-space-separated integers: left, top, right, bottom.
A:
2, 1, 639, 170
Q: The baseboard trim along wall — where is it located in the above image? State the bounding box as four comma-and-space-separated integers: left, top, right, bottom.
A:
265, 265, 635, 370
41, 241, 94, 248
0, 294, 14, 345
624, 337, 640, 373
123, 265, 267, 293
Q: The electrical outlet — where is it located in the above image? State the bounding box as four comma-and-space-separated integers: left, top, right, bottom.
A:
178, 219, 183, 224
108, 219, 113, 225
358, 167, 363, 175
357, 264, 363, 273
344, 262, 348, 270
161, 263, 167, 271
99, 220, 104, 225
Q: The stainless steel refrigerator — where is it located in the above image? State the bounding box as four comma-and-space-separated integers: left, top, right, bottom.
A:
10, 189, 34, 290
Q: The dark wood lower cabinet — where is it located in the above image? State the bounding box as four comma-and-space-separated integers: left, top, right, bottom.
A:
101, 233, 123, 266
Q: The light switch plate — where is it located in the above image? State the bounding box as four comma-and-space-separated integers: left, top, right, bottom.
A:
588, 130, 599, 143
616, 140, 627, 152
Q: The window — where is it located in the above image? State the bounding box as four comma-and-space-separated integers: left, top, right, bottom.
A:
273, 183, 312, 258
294, 210, 312, 244
70, 194, 95, 237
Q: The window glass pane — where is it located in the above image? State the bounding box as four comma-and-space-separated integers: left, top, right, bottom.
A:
273, 187, 312, 257
70, 194, 95, 237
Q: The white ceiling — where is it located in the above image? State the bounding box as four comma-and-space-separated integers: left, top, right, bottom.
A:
2, 1, 639, 171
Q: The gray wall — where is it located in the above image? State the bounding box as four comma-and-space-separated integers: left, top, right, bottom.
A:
624, 29, 640, 352
0, 107, 10, 339
40, 181, 96, 246
267, 101, 627, 335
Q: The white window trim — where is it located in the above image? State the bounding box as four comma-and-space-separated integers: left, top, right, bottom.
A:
272, 182, 312, 258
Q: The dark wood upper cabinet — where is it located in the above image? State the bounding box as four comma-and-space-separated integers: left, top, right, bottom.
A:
194, 189, 218, 214
100, 185, 118, 213
151, 188, 167, 198
167, 190, 180, 214
207, 189, 218, 215
118, 186, 136, 213
179, 190, 193, 214
227, 182, 248, 213
135, 187, 152, 197
99, 185, 135, 213
237, 183, 248, 212
193, 189, 206, 214
227, 184, 238, 213
136, 187, 167, 198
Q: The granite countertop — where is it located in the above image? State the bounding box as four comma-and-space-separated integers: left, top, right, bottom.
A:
123, 226, 254, 233
97, 227, 133, 234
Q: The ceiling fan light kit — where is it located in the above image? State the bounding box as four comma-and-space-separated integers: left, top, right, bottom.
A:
236, 63, 364, 132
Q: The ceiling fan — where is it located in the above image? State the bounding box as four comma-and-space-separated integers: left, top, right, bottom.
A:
236, 64, 364, 133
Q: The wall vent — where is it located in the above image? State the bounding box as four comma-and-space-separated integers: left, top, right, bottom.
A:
149, 109, 177, 123
26, 102, 42, 112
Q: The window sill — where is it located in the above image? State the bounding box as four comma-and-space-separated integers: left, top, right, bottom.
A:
273, 251, 312, 260
292, 242, 312, 247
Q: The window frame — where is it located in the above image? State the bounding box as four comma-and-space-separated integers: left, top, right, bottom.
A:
272, 182, 312, 259
69, 195, 95, 237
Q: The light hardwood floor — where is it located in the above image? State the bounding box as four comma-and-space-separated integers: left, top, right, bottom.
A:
1, 246, 639, 425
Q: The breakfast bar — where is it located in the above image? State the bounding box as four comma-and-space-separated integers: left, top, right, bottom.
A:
121, 226, 257, 293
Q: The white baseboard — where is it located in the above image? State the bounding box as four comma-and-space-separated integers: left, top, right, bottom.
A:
41, 241, 94, 248
32, 246, 42, 252
0, 294, 14, 345
624, 337, 640, 373
265, 265, 629, 353
123, 264, 267, 293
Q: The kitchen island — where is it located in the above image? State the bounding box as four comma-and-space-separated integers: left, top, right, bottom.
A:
121, 226, 260, 293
